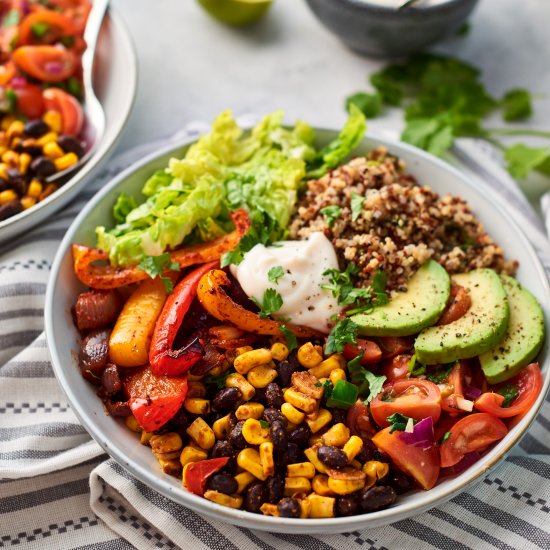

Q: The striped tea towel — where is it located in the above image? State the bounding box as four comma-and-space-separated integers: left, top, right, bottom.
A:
1, 120, 550, 550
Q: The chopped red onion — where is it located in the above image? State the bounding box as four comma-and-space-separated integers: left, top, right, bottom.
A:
398, 416, 435, 449
10, 76, 26, 89
45, 62, 63, 75
464, 386, 482, 400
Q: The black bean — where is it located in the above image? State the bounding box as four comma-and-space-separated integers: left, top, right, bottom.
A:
169, 408, 193, 431
265, 382, 284, 408
24, 119, 49, 137
244, 482, 265, 513
8, 172, 26, 196
78, 328, 110, 383
266, 473, 285, 504
317, 445, 349, 469
282, 442, 302, 465
17, 142, 43, 156
223, 456, 239, 476
355, 438, 377, 464
212, 387, 240, 411
211, 440, 235, 459
0, 200, 22, 221
263, 407, 284, 425
227, 412, 238, 432
100, 363, 121, 396
228, 421, 247, 451
270, 420, 287, 451
30, 156, 56, 178
329, 407, 347, 425
360, 486, 397, 512
57, 135, 85, 157
387, 469, 412, 494
287, 424, 311, 447
337, 493, 360, 516
277, 497, 301, 518
104, 400, 131, 417
207, 472, 238, 495
254, 386, 267, 405
276, 360, 294, 388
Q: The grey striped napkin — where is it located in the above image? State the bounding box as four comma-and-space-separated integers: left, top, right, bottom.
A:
1, 122, 549, 550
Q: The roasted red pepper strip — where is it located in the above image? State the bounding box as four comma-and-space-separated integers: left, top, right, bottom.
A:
197, 268, 322, 338
149, 262, 218, 376
72, 209, 250, 289
184, 458, 230, 496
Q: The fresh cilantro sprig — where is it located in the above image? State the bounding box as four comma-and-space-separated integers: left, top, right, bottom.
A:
278, 325, 298, 352
250, 288, 283, 319
441, 431, 452, 444
138, 253, 180, 293
425, 363, 454, 384
346, 52, 550, 181
496, 384, 519, 407
204, 373, 229, 390
268, 266, 285, 285
325, 318, 358, 354
347, 353, 386, 405
350, 192, 365, 222
320, 205, 342, 228
387, 413, 415, 433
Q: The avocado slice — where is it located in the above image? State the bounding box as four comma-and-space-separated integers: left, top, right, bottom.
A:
479, 275, 544, 384
414, 268, 509, 364
352, 260, 450, 337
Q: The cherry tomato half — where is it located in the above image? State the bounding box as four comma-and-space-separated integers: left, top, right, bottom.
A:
372, 426, 440, 490
474, 363, 542, 418
184, 458, 230, 496
382, 354, 411, 382
11, 82, 45, 118
441, 361, 470, 414
439, 413, 507, 468
370, 378, 442, 428
346, 401, 376, 439
48, 0, 91, 35
377, 336, 414, 359
13, 45, 76, 82
343, 338, 382, 366
18, 10, 77, 45
43, 87, 83, 135
0, 60, 16, 86
437, 284, 471, 325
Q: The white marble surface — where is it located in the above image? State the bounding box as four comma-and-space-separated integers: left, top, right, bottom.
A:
111, 0, 549, 153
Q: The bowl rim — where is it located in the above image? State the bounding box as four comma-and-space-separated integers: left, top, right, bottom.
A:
316, 0, 476, 13
0, 8, 138, 236
45, 129, 550, 532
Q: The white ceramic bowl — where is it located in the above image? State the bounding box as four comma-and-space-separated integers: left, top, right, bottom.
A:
45, 130, 550, 534
0, 8, 137, 244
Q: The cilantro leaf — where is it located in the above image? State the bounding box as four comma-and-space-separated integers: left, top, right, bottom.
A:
204, 373, 229, 389
259, 419, 270, 429
504, 144, 550, 180
351, 192, 365, 222
387, 413, 415, 433
250, 288, 283, 319
320, 205, 342, 228
138, 253, 180, 293
425, 363, 454, 384
347, 353, 386, 405
402, 117, 454, 157
502, 89, 532, 121
441, 431, 452, 444
345, 92, 383, 118
268, 266, 285, 285
279, 325, 298, 352
31, 22, 49, 38
496, 384, 519, 407
325, 318, 358, 355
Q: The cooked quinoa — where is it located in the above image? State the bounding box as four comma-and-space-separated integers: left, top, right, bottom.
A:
289, 148, 518, 292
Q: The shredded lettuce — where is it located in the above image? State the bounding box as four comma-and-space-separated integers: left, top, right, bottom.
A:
96, 109, 365, 267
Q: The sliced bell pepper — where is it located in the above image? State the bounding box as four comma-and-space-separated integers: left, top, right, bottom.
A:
197, 268, 322, 338
72, 209, 250, 289
184, 457, 230, 496
149, 262, 218, 376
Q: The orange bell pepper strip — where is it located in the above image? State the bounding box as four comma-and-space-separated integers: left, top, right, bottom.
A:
72, 209, 250, 289
197, 268, 322, 339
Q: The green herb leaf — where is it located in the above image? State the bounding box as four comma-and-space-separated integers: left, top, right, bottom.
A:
456, 22, 471, 36
504, 144, 550, 180
347, 354, 386, 405
138, 253, 180, 293
259, 419, 270, 429
325, 318, 358, 355
320, 205, 342, 228
5, 89, 17, 114
496, 384, 519, 408
31, 22, 49, 38
408, 354, 426, 376
250, 288, 283, 319
345, 92, 383, 119
350, 192, 365, 222
268, 265, 285, 285
204, 373, 229, 390
402, 117, 454, 157
441, 431, 452, 444
501, 89, 532, 121
61, 35, 75, 48
279, 325, 298, 352
2, 9, 20, 27
387, 413, 415, 433
426, 363, 454, 384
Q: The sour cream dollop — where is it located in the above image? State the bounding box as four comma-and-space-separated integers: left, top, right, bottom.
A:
230, 232, 342, 333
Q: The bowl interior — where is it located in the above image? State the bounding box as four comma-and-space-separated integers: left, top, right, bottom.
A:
45, 130, 550, 534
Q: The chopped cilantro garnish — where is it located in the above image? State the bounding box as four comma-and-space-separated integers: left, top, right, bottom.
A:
350, 192, 365, 222
501, 89, 532, 122
441, 431, 452, 444
31, 22, 49, 38
204, 373, 229, 390
496, 384, 519, 408
259, 419, 270, 429
425, 363, 454, 384
137, 253, 180, 293
267, 265, 285, 285
320, 205, 342, 228
325, 318, 358, 355
387, 413, 415, 433
347, 353, 386, 405
345, 92, 383, 119
278, 325, 298, 352
250, 288, 283, 319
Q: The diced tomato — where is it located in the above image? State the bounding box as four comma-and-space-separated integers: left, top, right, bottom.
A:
346, 402, 376, 439
372, 427, 440, 490
47, 0, 91, 35
13, 45, 76, 82
439, 413, 507, 468
343, 338, 382, 366
441, 361, 469, 414
184, 458, 230, 496
474, 363, 542, 418
10, 82, 45, 118
18, 10, 77, 45
43, 87, 83, 135
370, 378, 442, 428
123, 367, 188, 432
437, 284, 471, 325
434, 413, 461, 443
0, 61, 16, 85
382, 354, 411, 381
377, 336, 413, 359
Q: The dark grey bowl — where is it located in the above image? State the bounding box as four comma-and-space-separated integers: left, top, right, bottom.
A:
305, 0, 480, 57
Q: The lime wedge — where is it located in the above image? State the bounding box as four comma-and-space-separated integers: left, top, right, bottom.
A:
197, 0, 273, 26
